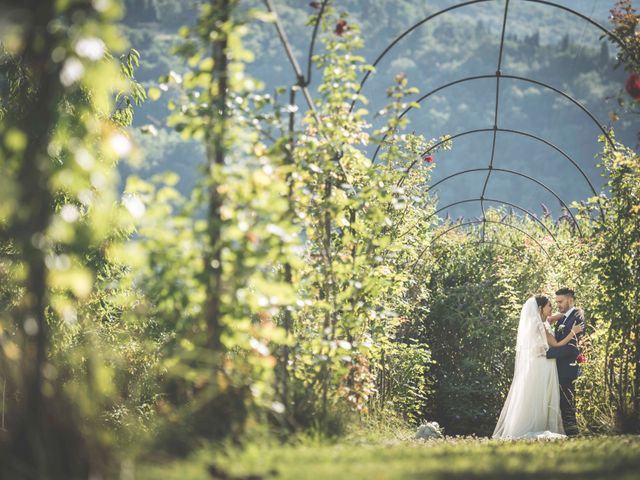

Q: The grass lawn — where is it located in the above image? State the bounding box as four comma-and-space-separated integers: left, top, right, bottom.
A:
137, 433, 640, 480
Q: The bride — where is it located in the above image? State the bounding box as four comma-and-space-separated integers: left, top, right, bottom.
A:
492, 295, 583, 440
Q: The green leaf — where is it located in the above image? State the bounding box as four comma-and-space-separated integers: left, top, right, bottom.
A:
148, 87, 162, 101
4, 128, 27, 152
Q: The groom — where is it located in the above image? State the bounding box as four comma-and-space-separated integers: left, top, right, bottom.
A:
546, 287, 585, 437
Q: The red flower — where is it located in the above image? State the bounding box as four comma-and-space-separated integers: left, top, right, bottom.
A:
576, 353, 587, 364
625, 73, 640, 100
335, 19, 348, 36
423, 154, 434, 163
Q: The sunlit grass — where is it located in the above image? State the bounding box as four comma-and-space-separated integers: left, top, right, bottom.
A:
137, 434, 640, 480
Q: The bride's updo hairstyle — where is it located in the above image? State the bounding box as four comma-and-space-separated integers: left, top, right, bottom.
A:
535, 295, 550, 308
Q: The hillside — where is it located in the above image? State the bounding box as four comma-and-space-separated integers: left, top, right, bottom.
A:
120, 0, 635, 217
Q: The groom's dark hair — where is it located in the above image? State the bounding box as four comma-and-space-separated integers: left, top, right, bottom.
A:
555, 287, 575, 298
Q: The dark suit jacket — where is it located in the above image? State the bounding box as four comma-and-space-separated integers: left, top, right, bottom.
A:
545, 308, 585, 382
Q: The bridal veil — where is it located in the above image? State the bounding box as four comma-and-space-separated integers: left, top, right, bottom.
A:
492, 296, 565, 439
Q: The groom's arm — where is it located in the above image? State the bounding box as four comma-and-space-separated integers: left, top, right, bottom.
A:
546, 343, 579, 360
557, 313, 585, 342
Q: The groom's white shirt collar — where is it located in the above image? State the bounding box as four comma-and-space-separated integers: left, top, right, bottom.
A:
563, 306, 576, 320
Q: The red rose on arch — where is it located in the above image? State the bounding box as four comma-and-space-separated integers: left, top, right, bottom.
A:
335, 19, 348, 36
422, 154, 433, 163
625, 73, 640, 100
576, 353, 587, 364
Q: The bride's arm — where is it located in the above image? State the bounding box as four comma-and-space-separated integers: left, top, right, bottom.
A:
546, 324, 582, 347
546, 312, 564, 323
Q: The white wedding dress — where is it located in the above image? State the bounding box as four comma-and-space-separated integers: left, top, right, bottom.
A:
492, 297, 566, 440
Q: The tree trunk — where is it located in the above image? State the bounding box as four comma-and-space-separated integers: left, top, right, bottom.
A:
204, 0, 231, 351
7, 0, 63, 475
279, 86, 297, 426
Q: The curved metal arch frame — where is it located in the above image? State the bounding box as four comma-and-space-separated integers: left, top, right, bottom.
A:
412, 218, 552, 272
353, 0, 625, 111
390, 126, 598, 198
358, 0, 609, 247
421, 238, 531, 261
523, 0, 624, 45
424, 197, 558, 240
395, 194, 559, 243
305, 0, 329, 85
371, 73, 615, 159
432, 220, 550, 255
424, 167, 583, 236
266, 0, 612, 257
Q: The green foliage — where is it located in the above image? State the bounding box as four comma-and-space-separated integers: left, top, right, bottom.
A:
417, 221, 546, 435
0, 0, 152, 476
117, 0, 302, 452
110, 48, 147, 126
274, 6, 453, 432
607, 1, 640, 144
575, 134, 640, 432
115, 0, 637, 212
1, 1, 639, 477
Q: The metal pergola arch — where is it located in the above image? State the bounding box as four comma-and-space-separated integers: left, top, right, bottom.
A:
396, 193, 559, 241
351, 0, 627, 112
372, 74, 615, 167
356, 0, 615, 248
424, 166, 583, 236
424, 198, 557, 240
412, 218, 553, 271
424, 238, 533, 261
393, 126, 598, 198
263, 0, 616, 258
